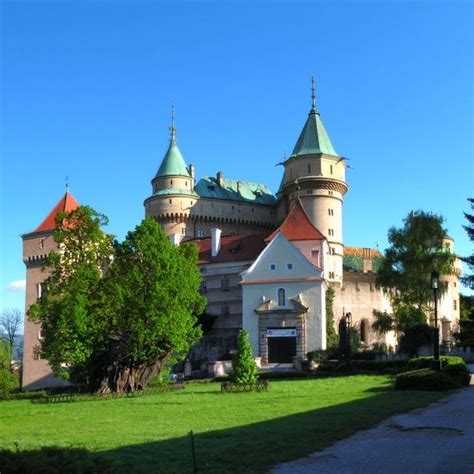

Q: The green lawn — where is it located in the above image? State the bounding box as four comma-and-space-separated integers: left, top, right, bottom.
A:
0, 375, 445, 473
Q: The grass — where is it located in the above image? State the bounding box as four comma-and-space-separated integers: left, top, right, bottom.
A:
0, 375, 446, 473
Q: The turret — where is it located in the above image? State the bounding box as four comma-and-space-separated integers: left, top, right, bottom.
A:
145, 109, 199, 240
280, 78, 348, 283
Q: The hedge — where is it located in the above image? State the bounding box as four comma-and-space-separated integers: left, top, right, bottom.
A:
395, 356, 471, 391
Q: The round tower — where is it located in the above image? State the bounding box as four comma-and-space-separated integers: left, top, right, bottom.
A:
280, 79, 348, 283
144, 110, 199, 241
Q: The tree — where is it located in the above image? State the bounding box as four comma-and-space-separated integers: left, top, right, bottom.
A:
376, 211, 455, 315
29, 211, 206, 393
231, 330, 258, 384
28, 206, 114, 383
0, 342, 17, 399
99, 218, 205, 392
0, 309, 22, 349
461, 198, 474, 289
456, 294, 474, 346
325, 288, 338, 349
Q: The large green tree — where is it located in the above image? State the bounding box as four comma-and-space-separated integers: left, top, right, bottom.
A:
376, 211, 455, 314
29, 206, 114, 382
29, 208, 205, 393
100, 218, 205, 392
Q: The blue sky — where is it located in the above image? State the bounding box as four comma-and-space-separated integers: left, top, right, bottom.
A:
1, 1, 473, 319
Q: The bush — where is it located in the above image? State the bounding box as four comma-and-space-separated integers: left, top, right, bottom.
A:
395, 368, 457, 391
307, 350, 328, 363
317, 359, 408, 375
352, 352, 376, 361
395, 356, 471, 390
231, 330, 258, 384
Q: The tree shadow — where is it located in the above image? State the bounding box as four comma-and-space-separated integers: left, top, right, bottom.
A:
1, 386, 443, 474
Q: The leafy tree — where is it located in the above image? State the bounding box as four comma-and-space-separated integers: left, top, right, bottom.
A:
28, 206, 114, 382
376, 211, 454, 316
461, 198, 474, 289
231, 330, 258, 384
0, 309, 22, 350
100, 218, 205, 392
372, 310, 394, 334
29, 208, 205, 393
0, 342, 17, 399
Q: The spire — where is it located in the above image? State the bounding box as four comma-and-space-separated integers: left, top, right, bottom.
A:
311, 76, 317, 113
169, 105, 176, 141
155, 108, 191, 178
291, 78, 338, 157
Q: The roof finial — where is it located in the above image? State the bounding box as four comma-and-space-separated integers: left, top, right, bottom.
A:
169, 105, 176, 141
65, 176, 69, 193
311, 76, 317, 112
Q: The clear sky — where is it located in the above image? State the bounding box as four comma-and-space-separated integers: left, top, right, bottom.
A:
1, 1, 473, 319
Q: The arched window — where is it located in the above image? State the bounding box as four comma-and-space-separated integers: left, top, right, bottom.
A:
277, 288, 286, 307
360, 319, 369, 344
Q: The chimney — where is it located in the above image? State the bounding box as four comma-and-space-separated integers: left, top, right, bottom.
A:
362, 248, 373, 273
169, 234, 181, 246
216, 171, 223, 187
188, 164, 195, 180
211, 228, 222, 257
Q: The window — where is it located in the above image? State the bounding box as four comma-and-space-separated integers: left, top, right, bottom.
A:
277, 288, 286, 307
221, 278, 230, 291
33, 347, 41, 360
286, 263, 293, 270
39, 238, 45, 249
185, 181, 188, 187
169, 199, 172, 204
221, 306, 230, 316
360, 320, 369, 344
328, 228, 334, 237
453, 300, 457, 310
308, 164, 311, 174
330, 165, 333, 174
328, 209, 334, 216
37, 283, 47, 299
170, 180, 173, 186
269, 264, 276, 271
181, 227, 187, 236
311, 250, 319, 265
38, 329, 44, 340
329, 271, 335, 279
453, 282, 457, 288
196, 230, 204, 238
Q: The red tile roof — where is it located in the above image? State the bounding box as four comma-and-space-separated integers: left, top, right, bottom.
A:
33, 192, 80, 233
190, 234, 267, 264
265, 199, 326, 242
345, 247, 382, 258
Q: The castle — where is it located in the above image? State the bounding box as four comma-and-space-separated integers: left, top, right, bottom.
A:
21, 82, 462, 388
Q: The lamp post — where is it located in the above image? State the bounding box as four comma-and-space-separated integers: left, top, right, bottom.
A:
431, 271, 441, 370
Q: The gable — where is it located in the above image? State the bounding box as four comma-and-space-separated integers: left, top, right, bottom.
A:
241, 232, 323, 282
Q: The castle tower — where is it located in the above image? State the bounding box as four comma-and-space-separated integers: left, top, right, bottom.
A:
22, 191, 79, 390
279, 79, 348, 283
144, 110, 199, 241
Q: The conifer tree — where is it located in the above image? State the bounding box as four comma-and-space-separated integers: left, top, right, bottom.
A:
231, 330, 258, 384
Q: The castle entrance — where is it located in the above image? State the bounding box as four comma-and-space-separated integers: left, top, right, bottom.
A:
267, 329, 297, 363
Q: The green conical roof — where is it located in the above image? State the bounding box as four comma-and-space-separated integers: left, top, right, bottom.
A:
291, 105, 338, 157
156, 128, 190, 178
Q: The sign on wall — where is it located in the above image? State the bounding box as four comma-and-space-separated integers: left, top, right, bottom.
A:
267, 329, 296, 338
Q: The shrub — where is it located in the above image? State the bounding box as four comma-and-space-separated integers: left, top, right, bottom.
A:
352, 351, 376, 361
395, 368, 457, 391
231, 330, 258, 384
307, 350, 328, 363
396, 356, 471, 390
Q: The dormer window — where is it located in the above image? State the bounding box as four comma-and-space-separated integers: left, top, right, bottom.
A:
269, 264, 276, 271
286, 263, 293, 270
